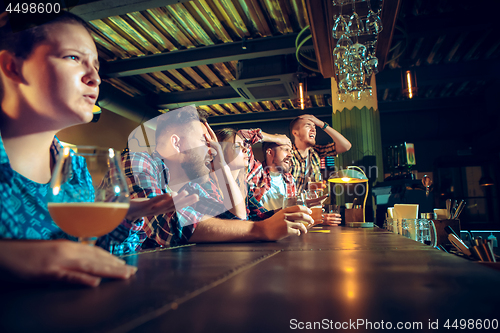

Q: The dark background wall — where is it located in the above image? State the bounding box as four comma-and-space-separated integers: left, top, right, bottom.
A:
380, 105, 500, 174
378, 97, 500, 228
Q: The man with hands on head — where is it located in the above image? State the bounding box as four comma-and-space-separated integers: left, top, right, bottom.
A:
238, 129, 331, 226
289, 114, 352, 226
252, 140, 296, 211
237, 128, 294, 209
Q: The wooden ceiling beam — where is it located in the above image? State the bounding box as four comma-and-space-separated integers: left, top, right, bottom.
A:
208, 106, 333, 126
305, 0, 335, 78
376, 0, 403, 71
156, 77, 331, 109
101, 34, 309, 77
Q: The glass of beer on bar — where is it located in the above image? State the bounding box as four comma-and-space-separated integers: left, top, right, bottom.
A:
283, 191, 314, 228
47, 146, 130, 245
307, 174, 325, 225
307, 173, 324, 194
306, 190, 323, 225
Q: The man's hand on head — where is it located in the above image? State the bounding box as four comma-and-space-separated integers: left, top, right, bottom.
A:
298, 114, 323, 128
262, 131, 292, 147
272, 134, 292, 147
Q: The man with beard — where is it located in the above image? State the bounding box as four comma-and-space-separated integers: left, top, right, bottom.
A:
249, 141, 295, 211
123, 106, 312, 248
244, 139, 340, 225
289, 114, 352, 194
238, 129, 327, 210
234, 128, 297, 210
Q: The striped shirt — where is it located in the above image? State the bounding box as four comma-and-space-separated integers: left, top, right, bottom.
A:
291, 143, 337, 193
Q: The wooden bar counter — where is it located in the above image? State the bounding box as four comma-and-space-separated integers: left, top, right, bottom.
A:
1, 227, 499, 332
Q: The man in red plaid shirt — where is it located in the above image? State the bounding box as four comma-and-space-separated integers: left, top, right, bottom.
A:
238, 129, 295, 210
240, 129, 335, 225
257, 141, 296, 210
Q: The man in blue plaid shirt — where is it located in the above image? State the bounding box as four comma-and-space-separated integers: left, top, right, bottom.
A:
125, 106, 313, 248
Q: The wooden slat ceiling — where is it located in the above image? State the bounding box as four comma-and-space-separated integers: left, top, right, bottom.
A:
68, 0, 497, 121
78, 0, 314, 117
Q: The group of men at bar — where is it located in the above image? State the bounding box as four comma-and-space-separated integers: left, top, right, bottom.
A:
123, 106, 352, 250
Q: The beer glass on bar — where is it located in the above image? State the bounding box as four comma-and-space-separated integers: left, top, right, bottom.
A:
47, 146, 130, 245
